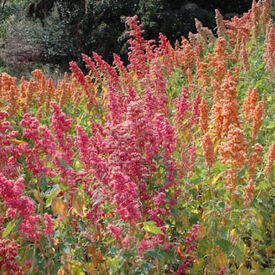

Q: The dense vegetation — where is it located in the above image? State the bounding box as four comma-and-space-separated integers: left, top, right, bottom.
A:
1, 0, 254, 74
0, 0, 274, 274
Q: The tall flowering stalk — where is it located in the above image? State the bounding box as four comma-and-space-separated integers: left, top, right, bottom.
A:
141, 56, 168, 114
158, 33, 174, 73
220, 71, 240, 137
248, 143, 264, 179
244, 143, 264, 204
126, 15, 148, 79
219, 125, 249, 192
195, 56, 208, 87
215, 9, 226, 37
261, 0, 272, 26
0, 3, 273, 273
0, 111, 19, 178
189, 92, 201, 128
224, 10, 252, 49
199, 98, 208, 136
82, 53, 100, 80
92, 52, 120, 89
69, 61, 90, 95
207, 37, 228, 82
263, 20, 275, 77
201, 134, 215, 168
210, 84, 223, 140
251, 0, 261, 37
195, 18, 215, 44
251, 100, 264, 141
240, 38, 250, 72
242, 86, 259, 121
173, 36, 194, 71
199, 97, 215, 168
175, 86, 190, 130
264, 143, 275, 176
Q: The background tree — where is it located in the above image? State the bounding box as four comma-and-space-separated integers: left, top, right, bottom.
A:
0, 0, 260, 75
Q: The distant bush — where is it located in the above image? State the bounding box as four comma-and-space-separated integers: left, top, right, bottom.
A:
1, 0, 254, 71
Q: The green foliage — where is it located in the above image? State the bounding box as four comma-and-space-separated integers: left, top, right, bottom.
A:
0, 0, 252, 71
0, 1, 274, 274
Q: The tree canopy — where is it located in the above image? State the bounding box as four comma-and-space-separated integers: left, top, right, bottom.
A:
1, 0, 253, 71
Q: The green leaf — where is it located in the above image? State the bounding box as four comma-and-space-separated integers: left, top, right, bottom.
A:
39, 175, 48, 192
92, 193, 103, 207
2, 220, 16, 238
143, 221, 164, 235
145, 249, 163, 259
58, 158, 72, 170
252, 230, 264, 241
46, 196, 53, 207
189, 213, 199, 225
1, 99, 11, 105
218, 201, 225, 209
45, 184, 61, 198
218, 227, 227, 239
258, 268, 275, 275
215, 239, 231, 254
189, 188, 197, 199
41, 235, 49, 247
110, 255, 120, 274
30, 247, 36, 273
13, 215, 23, 232
255, 63, 264, 72
198, 239, 208, 256
266, 121, 275, 129
234, 242, 245, 261
91, 187, 101, 200
121, 250, 134, 259
258, 181, 269, 190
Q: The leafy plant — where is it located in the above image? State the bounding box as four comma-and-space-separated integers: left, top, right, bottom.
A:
0, 1, 274, 274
